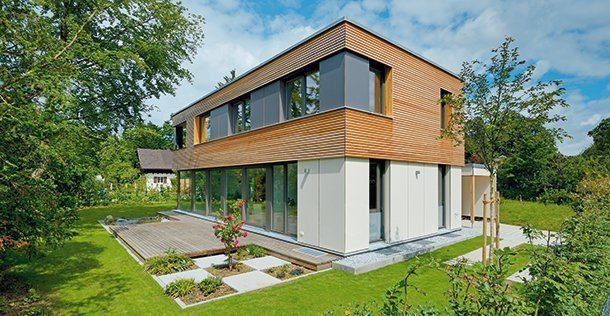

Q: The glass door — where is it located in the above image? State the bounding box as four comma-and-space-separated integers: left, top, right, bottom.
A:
369, 160, 384, 242
272, 165, 285, 233
438, 165, 447, 228
246, 167, 266, 228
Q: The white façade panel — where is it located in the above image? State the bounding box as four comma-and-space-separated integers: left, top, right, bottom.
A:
297, 159, 319, 246
344, 158, 369, 253
319, 158, 346, 252
388, 161, 409, 242
407, 163, 426, 238
448, 166, 462, 229
423, 163, 438, 235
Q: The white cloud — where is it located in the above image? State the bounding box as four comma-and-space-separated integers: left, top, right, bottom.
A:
580, 114, 602, 126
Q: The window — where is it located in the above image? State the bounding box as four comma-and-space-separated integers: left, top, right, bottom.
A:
440, 89, 452, 129
205, 115, 211, 141
194, 114, 210, 144
369, 65, 384, 114
153, 176, 167, 184
174, 124, 186, 149
194, 171, 207, 215
246, 167, 266, 228
178, 171, 192, 211
210, 170, 222, 216
286, 69, 319, 119
231, 98, 251, 134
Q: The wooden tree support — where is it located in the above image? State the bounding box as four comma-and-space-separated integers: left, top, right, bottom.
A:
481, 192, 501, 265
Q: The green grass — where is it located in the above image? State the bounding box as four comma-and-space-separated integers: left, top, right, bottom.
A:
8, 202, 530, 315
501, 199, 574, 232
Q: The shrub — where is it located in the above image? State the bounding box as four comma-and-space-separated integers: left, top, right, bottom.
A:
145, 249, 195, 275
213, 200, 247, 270
198, 277, 223, 296
164, 278, 197, 298
245, 244, 266, 258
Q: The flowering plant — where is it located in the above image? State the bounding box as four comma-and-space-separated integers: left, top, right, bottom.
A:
212, 199, 248, 270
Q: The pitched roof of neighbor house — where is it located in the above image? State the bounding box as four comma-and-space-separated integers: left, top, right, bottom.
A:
170, 17, 460, 120
137, 148, 173, 172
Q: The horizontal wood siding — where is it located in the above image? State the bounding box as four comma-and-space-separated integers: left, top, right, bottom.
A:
173, 24, 347, 148
344, 24, 464, 166
173, 110, 346, 170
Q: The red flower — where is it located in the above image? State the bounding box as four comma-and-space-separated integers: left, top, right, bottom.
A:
233, 240, 239, 247
243, 231, 248, 237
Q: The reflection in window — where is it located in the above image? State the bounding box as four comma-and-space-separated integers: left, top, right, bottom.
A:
287, 70, 319, 119
179, 171, 192, 212
204, 115, 211, 142
286, 163, 297, 235
210, 170, 222, 216
272, 165, 285, 233
194, 171, 207, 214
246, 168, 266, 228
226, 168, 243, 211
369, 66, 383, 113
232, 98, 251, 134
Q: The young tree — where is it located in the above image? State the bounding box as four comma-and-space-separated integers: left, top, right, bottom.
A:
216, 69, 237, 89
441, 36, 569, 234
0, 0, 204, 262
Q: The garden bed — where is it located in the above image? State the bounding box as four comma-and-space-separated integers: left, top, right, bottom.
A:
205, 262, 253, 277
264, 263, 313, 280
181, 283, 235, 304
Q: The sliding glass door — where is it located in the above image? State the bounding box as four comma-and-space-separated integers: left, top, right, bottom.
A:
246, 167, 266, 228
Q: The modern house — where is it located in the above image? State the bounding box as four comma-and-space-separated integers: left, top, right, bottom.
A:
136, 148, 175, 190
171, 18, 464, 256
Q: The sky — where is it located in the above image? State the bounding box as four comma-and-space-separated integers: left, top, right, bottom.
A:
149, 0, 610, 156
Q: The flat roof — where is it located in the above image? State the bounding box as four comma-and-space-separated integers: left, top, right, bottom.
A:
171, 17, 460, 119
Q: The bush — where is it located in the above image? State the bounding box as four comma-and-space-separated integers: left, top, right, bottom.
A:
164, 278, 197, 298
145, 249, 195, 275
237, 244, 266, 259
198, 277, 223, 296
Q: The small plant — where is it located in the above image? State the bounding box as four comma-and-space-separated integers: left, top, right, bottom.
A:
164, 278, 197, 298
145, 249, 195, 275
236, 244, 267, 260
213, 200, 248, 270
198, 277, 223, 296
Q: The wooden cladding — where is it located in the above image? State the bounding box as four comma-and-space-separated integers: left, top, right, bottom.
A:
172, 20, 463, 170
173, 109, 346, 170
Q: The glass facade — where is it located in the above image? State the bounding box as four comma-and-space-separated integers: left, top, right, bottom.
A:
194, 171, 207, 214
287, 69, 319, 119
246, 167, 266, 228
286, 163, 298, 235
226, 168, 243, 210
210, 169, 223, 216
178, 171, 193, 212
272, 165, 285, 233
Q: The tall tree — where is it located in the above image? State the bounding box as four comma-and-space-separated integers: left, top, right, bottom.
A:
216, 69, 237, 89
441, 36, 569, 205
0, 0, 204, 260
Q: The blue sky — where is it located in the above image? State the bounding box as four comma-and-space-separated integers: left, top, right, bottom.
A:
150, 0, 610, 156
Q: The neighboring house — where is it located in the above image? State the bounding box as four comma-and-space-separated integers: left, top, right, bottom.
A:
137, 148, 175, 190
461, 163, 493, 219
171, 18, 464, 256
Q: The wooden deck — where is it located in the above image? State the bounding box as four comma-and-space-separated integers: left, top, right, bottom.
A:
109, 212, 340, 270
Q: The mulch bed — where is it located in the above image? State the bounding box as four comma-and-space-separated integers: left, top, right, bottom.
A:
264, 263, 313, 280
180, 284, 235, 304
205, 262, 253, 277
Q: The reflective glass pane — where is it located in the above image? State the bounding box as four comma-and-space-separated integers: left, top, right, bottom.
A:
226, 168, 243, 209
205, 116, 211, 142
247, 168, 266, 227
210, 170, 222, 216
194, 171, 207, 214
288, 77, 303, 118
272, 165, 285, 233
369, 68, 382, 113
234, 102, 243, 133
305, 71, 320, 115
286, 163, 298, 235
243, 99, 251, 131
179, 171, 192, 212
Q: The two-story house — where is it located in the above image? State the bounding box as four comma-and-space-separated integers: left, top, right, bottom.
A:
171, 18, 464, 256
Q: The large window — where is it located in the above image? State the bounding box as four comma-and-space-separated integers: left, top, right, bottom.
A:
286, 163, 297, 235
226, 168, 243, 211
246, 167, 266, 228
210, 170, 223, 216
272, 165, 285, 233
231, 98, 251, 134
286, 69, 319, 119
174, 124, 186, 149
178, 171, 192, 211
369, 65, 384, 114
440, 89, 452, 130
194, 171, 207, 214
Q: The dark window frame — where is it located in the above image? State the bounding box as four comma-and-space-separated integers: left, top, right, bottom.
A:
285, 66, 320, 120
230, 96, 251, 134
369, 61, 385, 114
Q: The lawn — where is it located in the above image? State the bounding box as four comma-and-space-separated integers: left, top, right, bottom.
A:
8, 203, 530, 315
500, 199, 574, 232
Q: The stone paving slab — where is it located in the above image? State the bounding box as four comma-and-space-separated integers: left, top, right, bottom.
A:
333, 228, 479, 274
157, 269, 212, 288
194, 254, 228, 268
241, 256, 289, 271
222, 270, 282, 292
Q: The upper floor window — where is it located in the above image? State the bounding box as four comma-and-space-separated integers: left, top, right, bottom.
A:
194, 113, 210, 144
369, 64, 385, 114
287, 69, 319, 119
440, 89, 452, 129
231, 98, 251, 133
175, 123, 186, 149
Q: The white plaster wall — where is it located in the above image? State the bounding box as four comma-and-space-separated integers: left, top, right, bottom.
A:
387, 161, 440, 242
297, 160, 319, 246
319, 158, 346, 251
448, 166, 462, 229
461, 175, 490, 218
344, 158, 369, 253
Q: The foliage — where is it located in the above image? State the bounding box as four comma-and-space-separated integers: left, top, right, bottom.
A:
441, 36, 568, 203
216, 69, 237, 89
236, 244, 266, 260
0, 274, 52, 316
0, 0, 204, 262
521, 175, 610, 315
446, 248, 528, 315
212, 200, 248, 270
101, 175, 176, 205
145, 249, 195, 275
198, 277, 223, 296
164, 278, 197, 298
